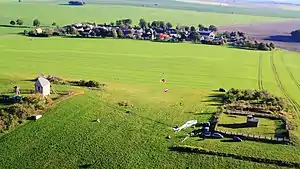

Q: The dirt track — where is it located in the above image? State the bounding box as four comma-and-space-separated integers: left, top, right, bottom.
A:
218, 19, 300, 52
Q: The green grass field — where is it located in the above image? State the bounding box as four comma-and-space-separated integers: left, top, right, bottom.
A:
0, 2, 289, 28
216, 113, 284, 137
0, 35, 300, 168
1, 1, 300, 169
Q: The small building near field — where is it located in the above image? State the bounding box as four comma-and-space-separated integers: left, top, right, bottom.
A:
246, 115, 259, 127
199, 30, 215, 40
35, 28, 43, 34
35, 77, 50, 96
33, 114, 42, 120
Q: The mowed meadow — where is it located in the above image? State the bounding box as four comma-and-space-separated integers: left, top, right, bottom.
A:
1, 35, 300, 168
1, 1, 300, 169
0, 2, 289, 30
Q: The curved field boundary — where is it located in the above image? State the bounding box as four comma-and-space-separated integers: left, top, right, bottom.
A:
0, 90, 84, 143
281, 55, 300, 91
270, 53, 300, 118
171, 145, 300, 168
258, 53, 264, 90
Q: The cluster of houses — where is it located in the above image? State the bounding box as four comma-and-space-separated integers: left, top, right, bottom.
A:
68, 23, 217, 41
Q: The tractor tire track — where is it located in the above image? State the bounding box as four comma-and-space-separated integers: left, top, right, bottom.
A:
281, 55, 300, 91
258, 53, 264, 90
270, 53, 300, 118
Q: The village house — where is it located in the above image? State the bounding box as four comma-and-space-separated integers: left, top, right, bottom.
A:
35, 28, 43, 34
199, 30, 215, 40
35, 77, 51, 96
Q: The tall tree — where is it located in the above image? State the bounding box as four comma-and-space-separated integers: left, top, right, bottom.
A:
198, 24, 205, 30
190, 26, 196, 32
117, 29, 124, 38
184, 26, 190, 32
139, 19, 147, 29
116, 20, 122, 26
151, 21, 159, 28
159, 21, 166, 29
10, 20, 16, 25
269, 42, 275, 49
166, 22, 173, 29
119, 23, 125, 28
33, 19, 40, 27
147, 22, 151, 29
191, 32, 201, 42
209, 25, 217, 32
16, 19, 23, 25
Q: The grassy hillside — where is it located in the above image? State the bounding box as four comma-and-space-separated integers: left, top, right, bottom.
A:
0, 33, 300, 168
0, 3, 289, 28
0, 92, 292, 169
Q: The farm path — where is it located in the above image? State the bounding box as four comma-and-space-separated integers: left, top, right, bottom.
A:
219, 19, 300, 52
258, 53, 264, 90
270, 53, 300, 119
280, 55, 300, 91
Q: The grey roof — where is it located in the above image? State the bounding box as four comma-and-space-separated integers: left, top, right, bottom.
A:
36, 77, 50, 87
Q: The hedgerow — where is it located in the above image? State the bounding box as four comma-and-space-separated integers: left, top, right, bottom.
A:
221, 88, 286, 112
0, 94, 50, 133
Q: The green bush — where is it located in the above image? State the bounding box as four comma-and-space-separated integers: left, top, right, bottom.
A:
222, 88, 286, 112
26, 94, 48, 110
7, 103, 33, 119
70, 80, 102, 88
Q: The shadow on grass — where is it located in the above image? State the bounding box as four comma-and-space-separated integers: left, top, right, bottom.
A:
151, 40, 182, 44
79, 164, 93, 168
0, 24, 32, 29
61, 36, 105, 40
264, 35, 300, 43
220, 139, 238, 143
218, 123, 248, 128
202, 93, 225, 106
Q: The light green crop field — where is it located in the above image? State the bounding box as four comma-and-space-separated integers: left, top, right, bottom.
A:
1, 2, 300, 169
216, 113, 284, 137
0, 35, 300, 168
0, 2, 289, 29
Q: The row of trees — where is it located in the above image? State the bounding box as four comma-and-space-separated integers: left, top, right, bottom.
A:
110, 18, 217, 32
291, 29, 300, 41
9, 19, 57, 27
222, 88, 286, 111
232, 40, 275, 51
9, 19, 24, 26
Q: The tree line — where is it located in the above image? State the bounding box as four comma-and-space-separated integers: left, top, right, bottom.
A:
19, 18, 276, 50
222, 88, 286, 112
291, 29, 300, 41
232, 40, 275, 51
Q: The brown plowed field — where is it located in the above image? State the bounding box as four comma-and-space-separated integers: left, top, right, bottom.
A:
219, 20, 300, 52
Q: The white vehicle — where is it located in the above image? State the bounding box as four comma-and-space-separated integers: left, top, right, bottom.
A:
173, 120, 197, 133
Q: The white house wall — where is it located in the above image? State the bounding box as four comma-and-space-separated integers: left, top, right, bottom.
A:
42, 85, 51, 96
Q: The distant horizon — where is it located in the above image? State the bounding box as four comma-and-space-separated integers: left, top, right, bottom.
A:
242, 0, 300, 5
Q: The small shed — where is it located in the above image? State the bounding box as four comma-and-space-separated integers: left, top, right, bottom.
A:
246, 115, 259, 127
199, 30, 215, 40
35, 77, 51, 96
35, 28, 43, 34
33, 114, 42, 120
